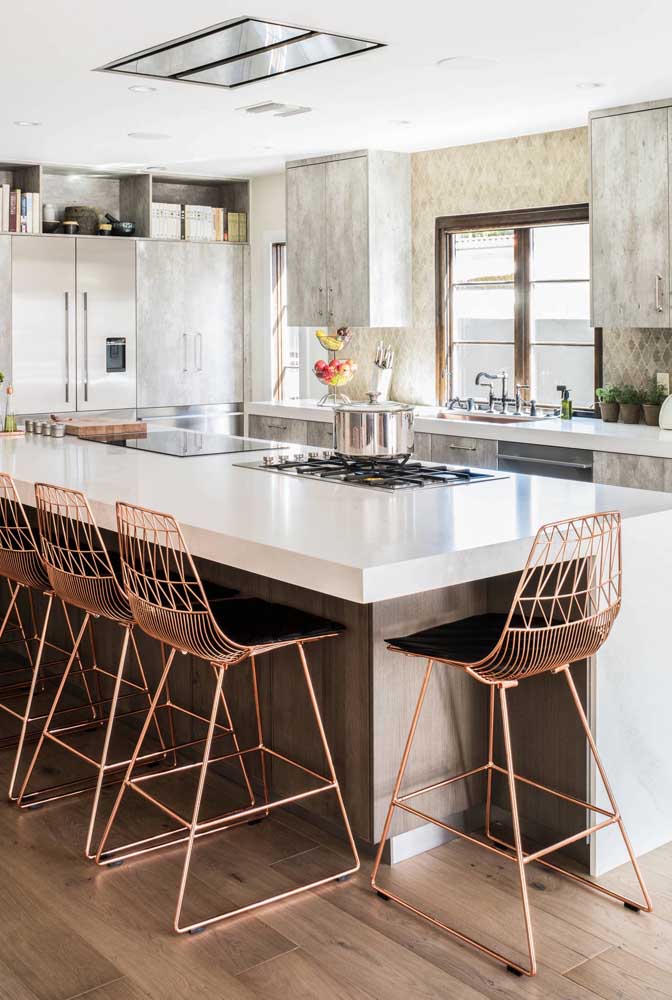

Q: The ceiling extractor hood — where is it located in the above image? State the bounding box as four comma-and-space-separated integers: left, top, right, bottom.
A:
98, 17, 383, 89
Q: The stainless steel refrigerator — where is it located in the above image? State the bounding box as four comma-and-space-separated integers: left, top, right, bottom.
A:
11, 235, 136, 414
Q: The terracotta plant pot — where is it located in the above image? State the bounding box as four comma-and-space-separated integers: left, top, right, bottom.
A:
642, 403, 661, 427
599, 401, 620, 423
619, 403, 642, 424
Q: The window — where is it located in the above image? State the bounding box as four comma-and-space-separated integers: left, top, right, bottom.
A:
271, 243, 300, 401
437, 205, 600, 412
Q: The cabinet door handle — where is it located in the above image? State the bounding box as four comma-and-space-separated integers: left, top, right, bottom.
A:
83, 291, 89, 402
194, 332, 203, 372
449, 443, 477, 452
64, 292, 70, 403
656, 273, 664, 313
182, 333, 189, 373
318, 288, 324, 318
327, 287, 334, 320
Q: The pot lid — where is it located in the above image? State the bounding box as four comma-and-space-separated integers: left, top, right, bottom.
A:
335, 391, 414, 414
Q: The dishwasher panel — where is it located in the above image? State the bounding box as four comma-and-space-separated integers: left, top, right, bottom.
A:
497, 440, 593, 482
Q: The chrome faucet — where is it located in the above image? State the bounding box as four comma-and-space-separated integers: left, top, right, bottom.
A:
475, 372, 499, 412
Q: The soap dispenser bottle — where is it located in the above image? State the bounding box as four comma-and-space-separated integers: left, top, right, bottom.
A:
557, 384, 572, 420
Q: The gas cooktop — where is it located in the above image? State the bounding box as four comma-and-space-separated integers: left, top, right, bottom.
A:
236, 454, 507, 491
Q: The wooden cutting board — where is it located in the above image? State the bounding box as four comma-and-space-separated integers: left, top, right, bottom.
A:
51, 416, 147, 439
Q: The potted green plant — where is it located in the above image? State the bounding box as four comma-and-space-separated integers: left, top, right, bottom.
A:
615, 384, 643, 424
596, 385, 619, 422
642, 378, 668, 427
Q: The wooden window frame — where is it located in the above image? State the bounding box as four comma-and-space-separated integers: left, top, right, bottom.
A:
435, 204, 602, 414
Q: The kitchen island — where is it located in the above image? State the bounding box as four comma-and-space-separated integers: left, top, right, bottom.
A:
1, 431, 671, 877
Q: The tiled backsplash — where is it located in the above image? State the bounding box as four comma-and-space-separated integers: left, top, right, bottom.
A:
342, 127, 672, 404
603, 328, 672, 389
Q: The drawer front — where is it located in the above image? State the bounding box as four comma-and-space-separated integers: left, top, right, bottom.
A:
430, 434, 498, 469
593, 451, 666, 491
306, 419, 334, 449
248, 415, 309, 445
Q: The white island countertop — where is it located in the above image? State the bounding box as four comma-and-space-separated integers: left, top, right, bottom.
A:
2, 433, 672, 604
246, 399, 672, 459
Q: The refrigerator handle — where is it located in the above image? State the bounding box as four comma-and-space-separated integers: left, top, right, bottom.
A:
182, 332, 189, 373
64, 292, 70, 404
83, 291, 89, 402
194, 331, 203, 372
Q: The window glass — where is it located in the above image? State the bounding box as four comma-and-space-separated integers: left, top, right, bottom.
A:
453, 230, 514, 284
531, 223, 589, 281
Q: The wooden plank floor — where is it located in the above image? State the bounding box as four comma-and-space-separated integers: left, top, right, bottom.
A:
0, 744, 671, 1000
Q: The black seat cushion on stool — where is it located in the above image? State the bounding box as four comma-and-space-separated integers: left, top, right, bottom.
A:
211, 597, 345, 649
386, 612, 534, 664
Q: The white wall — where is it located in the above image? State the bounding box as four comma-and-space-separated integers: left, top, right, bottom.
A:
248, 173, 286, 402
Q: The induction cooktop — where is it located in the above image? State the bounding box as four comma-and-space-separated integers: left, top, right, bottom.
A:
86, 428, 285, 458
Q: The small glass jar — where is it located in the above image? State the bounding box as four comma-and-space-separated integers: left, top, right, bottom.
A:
51, 423, 66, 438
34, 421, 46, 435
24, 419, 34, 433
43, 423, 53, 437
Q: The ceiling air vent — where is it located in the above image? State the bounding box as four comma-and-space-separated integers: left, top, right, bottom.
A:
98, 17, 383, 89
238, 101, 313, 117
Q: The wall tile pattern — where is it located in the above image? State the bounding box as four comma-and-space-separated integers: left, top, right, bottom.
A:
343, 126, 670, 402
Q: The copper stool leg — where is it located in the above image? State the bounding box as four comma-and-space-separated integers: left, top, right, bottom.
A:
562, 666, 652, 912
371, 667, 538, 977
6, 593, 54, 800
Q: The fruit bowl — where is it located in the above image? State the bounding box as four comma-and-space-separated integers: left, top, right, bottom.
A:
314, 358, 357, 387
315, 327, 352, 353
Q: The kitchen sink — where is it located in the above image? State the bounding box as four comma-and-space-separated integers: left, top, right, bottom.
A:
437, 411, 550, 424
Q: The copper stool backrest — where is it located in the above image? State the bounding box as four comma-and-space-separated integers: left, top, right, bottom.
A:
0, 472, 49, 590
35, 483, 132, 623
115, 501, 248, 664
471, 511, 622, 683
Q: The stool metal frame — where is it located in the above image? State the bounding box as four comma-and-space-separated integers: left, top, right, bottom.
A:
0, 473, 96, 800
371, 512, 652, 977
94, 501, 360, 934
17, 483, 181, 859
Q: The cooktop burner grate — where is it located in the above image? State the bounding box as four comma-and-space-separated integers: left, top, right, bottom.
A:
236, 455, 506, 491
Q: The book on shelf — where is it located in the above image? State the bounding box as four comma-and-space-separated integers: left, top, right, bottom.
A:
150, 201, 246, 242
0, 187, 40, 233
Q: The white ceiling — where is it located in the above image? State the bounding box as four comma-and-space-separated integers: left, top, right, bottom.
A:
2, 0, 672, 178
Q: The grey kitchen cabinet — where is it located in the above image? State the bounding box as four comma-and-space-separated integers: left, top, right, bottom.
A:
413, 432, 432, 461
593, 451, 667, 491
248, 414, 309, 445
430, 433, 498, 469
136, 241, 244, 409
286, 162, 327, 327
306, 419, 334, 449
12, 236, 77, 414
590, 103, 671, 327
286, 150, 411, 328
75, 239, 136, 411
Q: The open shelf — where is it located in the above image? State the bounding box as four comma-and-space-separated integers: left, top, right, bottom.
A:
0, 162, 42, 233
0, 160, 250, 242
151, 175, 248, 242
41, 168, 151, 237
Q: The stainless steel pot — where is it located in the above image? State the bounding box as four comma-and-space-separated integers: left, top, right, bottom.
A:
334, 392, 415, 460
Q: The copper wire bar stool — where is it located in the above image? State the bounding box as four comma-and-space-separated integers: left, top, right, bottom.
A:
371, 512, 652, 978
0, 472, 96, 800
16, 483, 237, 857
94, 501, 360, 934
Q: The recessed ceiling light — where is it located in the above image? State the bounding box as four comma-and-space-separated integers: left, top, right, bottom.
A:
253, 145, 274, 151
13, 120, 41, 127
128, 85, 157, 93
128, 131, 171, 140
436, 56, 497, 69
576, 82, 605, 89
390, 119, 413, 127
